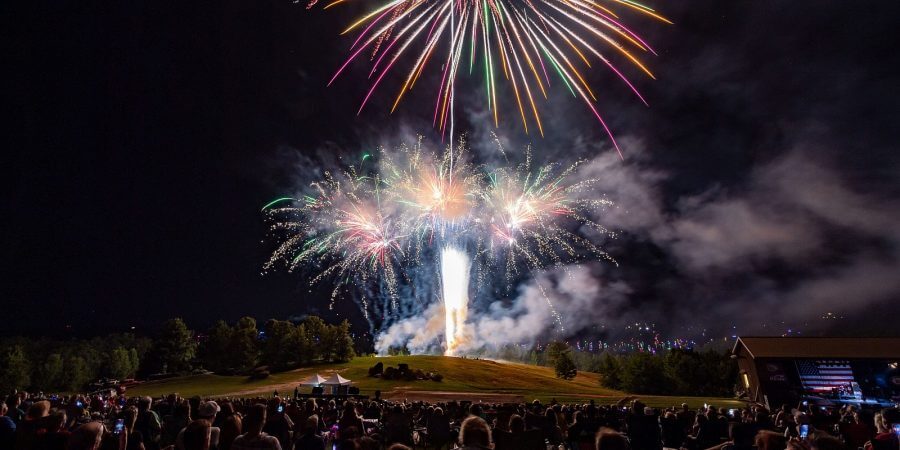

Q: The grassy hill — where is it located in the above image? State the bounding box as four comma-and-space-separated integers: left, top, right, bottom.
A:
128, 355, 742, 408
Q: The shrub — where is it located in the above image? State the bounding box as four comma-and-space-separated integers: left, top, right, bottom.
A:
368, 361, 384, 377
555, 351, 577, 380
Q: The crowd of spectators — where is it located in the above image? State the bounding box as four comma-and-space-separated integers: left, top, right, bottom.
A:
1, 390, 898, 450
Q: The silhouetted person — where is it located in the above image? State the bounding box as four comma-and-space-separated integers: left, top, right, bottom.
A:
36, 411, 70, 450
458, 416, 491, 450
293, 416, 325, 450
182, 420, 212, 450
218, 413, 242, 450
1, 402, 17, 450
231, 405, 280, 450
15, 400, 51, 450
597, 428, 631, 450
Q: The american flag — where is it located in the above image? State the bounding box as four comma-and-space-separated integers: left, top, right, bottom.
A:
796, 360, 855, 392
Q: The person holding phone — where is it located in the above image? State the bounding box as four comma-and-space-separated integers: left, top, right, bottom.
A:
262, 399, 293, 450
113, 419, 126, 436
840, 408, 877, 450
864, 409, 900, 450
785, 413, 812, 440
121, 406, 146, 450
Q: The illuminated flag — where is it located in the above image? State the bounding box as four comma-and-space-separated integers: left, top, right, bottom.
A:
796, 360, 855, 392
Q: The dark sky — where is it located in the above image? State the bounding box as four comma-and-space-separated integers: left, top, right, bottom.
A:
4, 1, 899, 339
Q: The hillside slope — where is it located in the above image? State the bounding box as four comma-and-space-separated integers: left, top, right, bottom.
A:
128, 355, 741, 407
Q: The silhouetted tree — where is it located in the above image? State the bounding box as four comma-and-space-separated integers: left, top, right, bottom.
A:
555, 350, 578, 380
0, 344, 31, 393
294, 323, 314, 365
547, 341, 577, 380
546, 341, 569, 364
107, 347, 137, 379
151, 318, 196, 373
331, 320, 356, 363
598, 352, 623, 389
262, 319, 300, 370
229, 316, 259, 373
302, 316, 327, 360
699, 349, 738, 396
32, 353, 63, 391
201, 320, 233, 372
620, 352, 670, 394
61, 355, 90, 391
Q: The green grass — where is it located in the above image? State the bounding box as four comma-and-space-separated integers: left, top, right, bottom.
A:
128, 355, 742, 408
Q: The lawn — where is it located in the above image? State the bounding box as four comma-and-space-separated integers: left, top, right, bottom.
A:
127, 355, 743, 408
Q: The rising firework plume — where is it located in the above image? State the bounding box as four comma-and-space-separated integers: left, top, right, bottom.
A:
263, 138, 616, 354
309, 0, 669, 157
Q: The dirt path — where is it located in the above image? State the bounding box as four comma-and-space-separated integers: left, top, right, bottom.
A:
217, 369, 352, 398
220, 381, 309, 398
379, 390, 526, 403
218, 383, 527, 403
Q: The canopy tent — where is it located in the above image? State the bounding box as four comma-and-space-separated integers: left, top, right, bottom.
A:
322, 373, 352, 386
299, 373, 327, 386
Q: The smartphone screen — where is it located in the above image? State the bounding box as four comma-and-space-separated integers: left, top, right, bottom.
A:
114, 419, 125, 435
892, 423, 900, 436
277, 404, 284, 413
799, 424, 809, 439
802, 400, 808, 406
76, 400, 83, 408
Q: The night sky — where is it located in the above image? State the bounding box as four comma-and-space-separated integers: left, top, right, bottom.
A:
5, 1, 899, 339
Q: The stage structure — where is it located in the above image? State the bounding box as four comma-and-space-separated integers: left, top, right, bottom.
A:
732, 337, 900, 409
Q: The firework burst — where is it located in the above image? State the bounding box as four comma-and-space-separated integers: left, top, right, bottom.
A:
262, 169, 406, 308
263, 139, 616, 349
311, 0, 669, 156
481, 149, 615, 279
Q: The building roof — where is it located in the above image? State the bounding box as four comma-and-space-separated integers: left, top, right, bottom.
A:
733, 337, 900, 359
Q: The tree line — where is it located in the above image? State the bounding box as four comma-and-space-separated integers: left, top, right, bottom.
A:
0, 315, 355, 394
0, 333, 148, 394
595, 348, 738, 396
470, 342, 738, 397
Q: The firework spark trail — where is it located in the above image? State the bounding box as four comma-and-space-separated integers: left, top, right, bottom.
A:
263, 140, 616, 352
310, 0, 668, 155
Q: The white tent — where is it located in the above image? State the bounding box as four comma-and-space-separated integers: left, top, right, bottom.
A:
322, 373, 352, 386
299, 373, 327, 386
